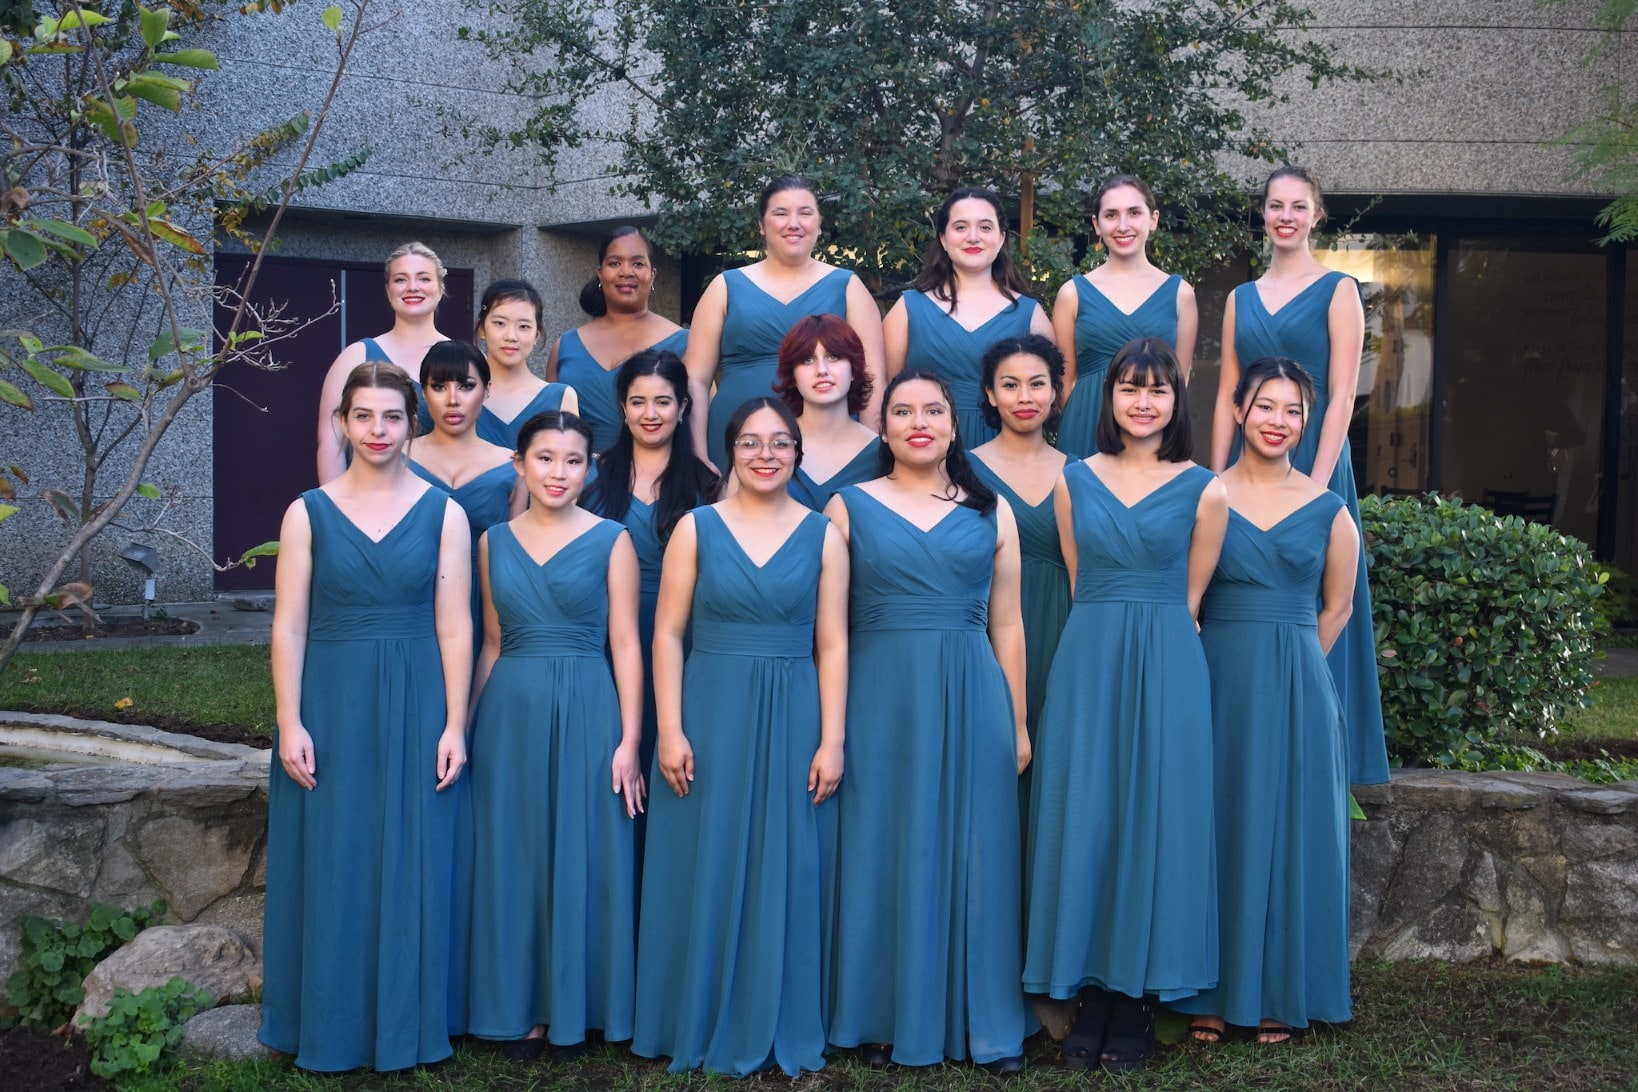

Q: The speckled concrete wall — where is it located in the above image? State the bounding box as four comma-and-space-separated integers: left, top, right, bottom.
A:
1, 1, 1631, 605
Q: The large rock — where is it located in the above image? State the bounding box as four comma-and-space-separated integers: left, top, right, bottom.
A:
180, 1004, 275, 1062
74, 925, 261, 1023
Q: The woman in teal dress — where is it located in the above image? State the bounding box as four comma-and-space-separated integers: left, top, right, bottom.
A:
262, 361, 471, 1071
968, 334, 1070, 833
581, 350, 719, 800
474, 279, 579, 449
685, 175, 885, 468
1024, 339, 1228, 1075
633, 397, 849, 1076
825, 370, 1031, 1074
772, 313, 879, 511
409, 341, 525, 658
1210, 166, 1390, 787
547, 227, 687, 453
883, 188, 1053, 447
1053, 175, 1197, 458
317, 242, 450, 483
463, 411, 644, 1059
1174, 357, 1356, 1045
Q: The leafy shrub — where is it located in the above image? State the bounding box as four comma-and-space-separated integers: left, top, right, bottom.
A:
1361, 493, 1606, 767
80, 976, 212, 1079
6, 901, 163, 1028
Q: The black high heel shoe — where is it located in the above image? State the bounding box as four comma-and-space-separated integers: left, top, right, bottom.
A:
1098, 993, 1155, 1074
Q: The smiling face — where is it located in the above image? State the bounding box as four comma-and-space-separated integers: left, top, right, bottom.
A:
515, 427, 591, 510
623, 374, 683, 451
729, 406, 799, 493
386, 254, 443, 318
1235, 375, 1307, 459
481, 297, 539, 373
985, 352, 1054, 437
422, 362, 486, 438
883, 377, 955, 468
1095, 183, 1158, 258
793, 339, 854, 409
940, 196, 1004, 276
597, 232, 656, 313
1261, 175, 1321, 252
343, 385, 412, 465
1110, 366, 1176, 443
759, 187, 821, 261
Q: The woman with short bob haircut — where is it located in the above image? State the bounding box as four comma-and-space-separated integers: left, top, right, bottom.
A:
772, 313, 879, 510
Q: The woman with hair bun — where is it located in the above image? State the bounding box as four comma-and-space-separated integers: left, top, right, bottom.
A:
317, 241, 450, 483
547, 229, 685, 453
1211, 165, 1388, 788
1053, 175, 1197, 459
772, 314, 879, 511
263, 361, 471, 1070
883, 187, 1053, 448
684, 175, 885, 469
475, 279, 578, 450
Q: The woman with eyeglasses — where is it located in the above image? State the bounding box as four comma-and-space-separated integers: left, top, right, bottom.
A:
633, 396, 849, 1076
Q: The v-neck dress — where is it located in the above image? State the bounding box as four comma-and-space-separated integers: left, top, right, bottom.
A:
828, 487, 1028, 1066
902, 290, 1041, 448
557, 327, 689, 454
633, 507, 831, 1077
463, 520, 636, 1046
475, 383, 571, 450
1233, 270, 1389, 785
1055, 274, 1181, 458
1171, 495, 1352, 1029
788, 440, 878, 512
1023, 461, 1217, 1003
709, 267, 853, 467
408, 458, 513, 661
260, 487, 460, 1071
971, 454, 1070, 833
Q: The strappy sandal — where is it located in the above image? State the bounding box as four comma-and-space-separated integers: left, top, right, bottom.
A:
1258, 1021, 1299, 1044
1060, 986, 1113, 1071
1098, 994, 1155, 1074
1189, 1017, 1225, 1043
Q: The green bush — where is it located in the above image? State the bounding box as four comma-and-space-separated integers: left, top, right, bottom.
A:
81, 976, 212, 1079
1361, 493, 1606, 767
5, 901, 163, 1029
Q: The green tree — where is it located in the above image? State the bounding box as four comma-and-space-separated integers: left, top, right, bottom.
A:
1556, 0, 1638, 243
0, 0, 373, 674
462, 0, 1372, 288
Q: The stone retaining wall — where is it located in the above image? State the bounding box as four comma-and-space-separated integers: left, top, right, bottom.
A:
2, 722, 1635, 985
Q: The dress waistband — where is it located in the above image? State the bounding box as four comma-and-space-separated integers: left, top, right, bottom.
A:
1074, 570, 1187, 606
690, 618, 812, 657
851, 594, 988, 632
1201, 585, 1317, 626
500, 624, 603, 657
309, 606, 434, 642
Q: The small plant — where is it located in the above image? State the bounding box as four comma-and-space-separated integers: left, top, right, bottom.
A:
6, 901, 163, 1028
81, 976, 212, 1079
1362, 493, 1606, 767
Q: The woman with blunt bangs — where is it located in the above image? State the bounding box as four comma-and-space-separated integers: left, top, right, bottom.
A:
772, 313, 879, 511
547, 228, 686, 453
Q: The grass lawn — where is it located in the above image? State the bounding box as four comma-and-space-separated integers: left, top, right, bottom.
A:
106, 961, 1638, 1091
0, 645, 274, 738
1562, 674, 1638, 743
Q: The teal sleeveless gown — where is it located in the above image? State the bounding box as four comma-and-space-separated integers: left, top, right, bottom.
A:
788, 441, 878, 511
1055, 274, 1181, 458
463, 520, 636, 1045
407, 459, 513, 660
901, 291, 1040, 447
1232, 271, 1390, 784
557, 328, 689, 453
259, 488, 459, 1071
1023, 462, 1218, 1003
632, 507, 832, 1076
1171, 495, 1352, 1029
475, 383, 570, 449
709, 267, 852, 467
970, 455, 1070, 836
828, 488, 1028, 1065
